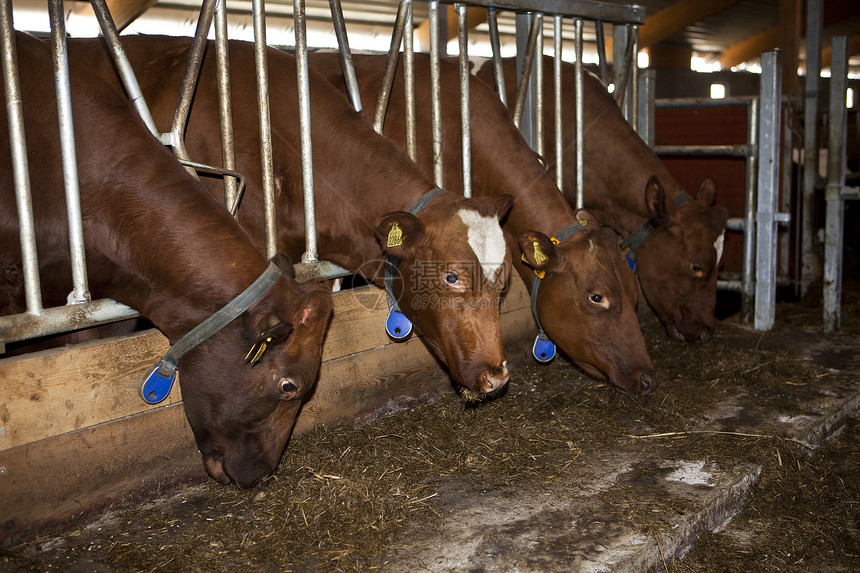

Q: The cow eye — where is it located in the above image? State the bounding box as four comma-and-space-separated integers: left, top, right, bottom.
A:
588, 292, 609, 309
444, 272, 459, 286
279, 378, 298, 395
690, 263, 705, 278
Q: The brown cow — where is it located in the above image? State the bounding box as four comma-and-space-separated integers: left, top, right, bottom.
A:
0, 32, 334, 488
69, 36, 513, 397
475, 57, 729, 343
310, 52, 656, 395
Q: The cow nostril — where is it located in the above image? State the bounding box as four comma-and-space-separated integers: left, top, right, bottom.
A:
698, 329, 713, 343
639, 373, 657, 395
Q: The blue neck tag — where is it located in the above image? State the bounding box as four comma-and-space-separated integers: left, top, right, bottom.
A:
385, 308, 413, 341
625, 252, 637, 271
140, 360, 177, 404
532, 332, 557, 363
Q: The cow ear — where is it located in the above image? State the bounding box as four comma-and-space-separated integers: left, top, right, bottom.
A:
644, 175, 669, 220
493, 193, 514, 222
696, 177, 717, 207
375, 211, 426, 260
245, 320, 294, 366
573, 208, 601, 228
518, 231, 560, 275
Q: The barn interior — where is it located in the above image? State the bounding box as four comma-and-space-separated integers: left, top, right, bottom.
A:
1, 1, 858, 571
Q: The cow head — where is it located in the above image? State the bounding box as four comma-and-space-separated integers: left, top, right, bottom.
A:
519, 210, 656, 395
178, 267, 333, 488
635, 176, 729, 343
375, 193, 514, 398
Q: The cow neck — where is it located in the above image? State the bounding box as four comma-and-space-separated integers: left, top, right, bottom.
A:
528, 220, 588, 363
619, 192, 693, 268
139, 259, 284, 405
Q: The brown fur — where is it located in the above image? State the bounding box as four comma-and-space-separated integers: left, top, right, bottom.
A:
68, 35, 512, 395
0, 32, 334, 488
310, 52, 656, 395
476, 57, 729, 343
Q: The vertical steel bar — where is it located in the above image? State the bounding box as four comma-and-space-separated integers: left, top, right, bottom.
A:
512, 15, 539, 130
553, 14, 563, 190
595, 20, 608, 87
329, 0, 362, 112
48, 0, 89, 305
630, 25, 639, 133
754, 50, 782, 331
89, 0, 160, 139
429, 0, 444, 187
534, 13, 544, 160
574, 17, 584, 209
403, 0, 417, 163
823, 36, 849, 332
456, 3, 471, 198
253, 0, 278, 260
638, 69, 655, 146
614, 24, 635, 111
741, 99, 759, 323
487, 7, 507, 107
214, 0, 238, 213
372, 0, 408, 134
0, 0, 42, 316
800, 0, 822, 297
294, 0, 317, 263
779, 106, 792, 278
168, 0, 216, 163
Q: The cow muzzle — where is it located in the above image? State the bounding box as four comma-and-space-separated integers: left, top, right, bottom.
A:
478, 361, 509, 394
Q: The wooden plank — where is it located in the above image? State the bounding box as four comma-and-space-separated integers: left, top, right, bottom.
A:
0, 331, 179, 450
638, 0, 743, 49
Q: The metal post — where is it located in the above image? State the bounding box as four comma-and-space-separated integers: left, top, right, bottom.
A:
553, 14, 563, 190
253, 0, 279, 260
534, 13, 544, 159
372, 0, 408, 134
293, 0, 317, 263
512, 14, 539, 133
779, 106, 792, 278
168, 0, 216, 163
754, 51, 782, 331
574, 17, 584, 209
487, 7, 507, 107
456, 3, 472, 198
595, 20, 608, 87
800, 0, 822, 297
89, 0, 160, 139
823, 36, 849, 332
403, 0, 417, 163
630, 25, 640, 133
0, 0, 41, 317
742, 99, 759, 323
429, 0, 444, 187
638, 69, 655, 146
48, 0, 89, 305
214, 0, 238, 213
329, 0, 362, 112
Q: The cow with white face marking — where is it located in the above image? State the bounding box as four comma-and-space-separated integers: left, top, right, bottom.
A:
70, 36, 513, 397
474, 57, 729, 343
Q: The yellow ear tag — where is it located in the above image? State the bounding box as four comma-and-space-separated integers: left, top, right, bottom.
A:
532, 240, 548, 266
387, 222, 403, 248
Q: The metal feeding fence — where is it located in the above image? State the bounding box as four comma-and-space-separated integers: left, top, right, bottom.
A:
0, 0, 854, 353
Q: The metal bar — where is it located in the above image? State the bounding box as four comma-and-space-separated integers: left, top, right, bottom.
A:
512, 14, 539, 130
372, 0, 408, 134
456, 3, 472, 198
0, 299, 139, 345
655, 96, 756, 108
741, 99, 759, 323
779, 106, 792, 278
329, 0, 363, 112
553, 14, 563, 190
595, 20, 608, 87
574, 17, 584, 209
433, 0, 645, 24
214, 0, 239, 213
534, 13, 544, 159
754, 50, 782, 331
89, 0, 161, 139
48, 0, 89, 306
0, 0, 41, 317
487, 7, 507, 107
429, 0, 444, 187
638, 69, 655, 146
823, 36, 849, 332
654, 144, 750, 157
630, 25, 639, 133
403, 0, 417, 163
167, 0, 216, 164
614, 24, 635, 111
800, 0, 822, 297
293, 0, 318, 263
253, 0, 279, 260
